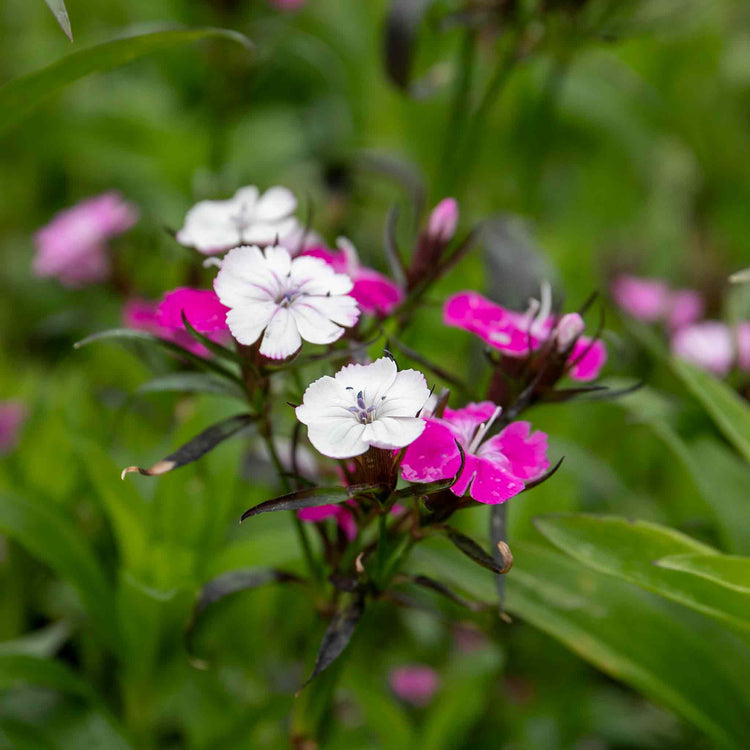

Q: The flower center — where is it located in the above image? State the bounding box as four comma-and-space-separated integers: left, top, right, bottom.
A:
345, 387, 385, 424
467, 406, 502, 454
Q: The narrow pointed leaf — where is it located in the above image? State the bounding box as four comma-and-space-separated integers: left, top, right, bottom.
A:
408, 574, 487, 611
195, 568, 302, 617
180, 311, 243, 365
384, 0, 435, 89
241, 483, 385, 521
136, 372, 246, 401
44, 0, 72, 41
122, 414, 255, 478
302, 596, 365, 689
0, 27, 253, 133
74, 328, 243, 385
442, 526, 511, 575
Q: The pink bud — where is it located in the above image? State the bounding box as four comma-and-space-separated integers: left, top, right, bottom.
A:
389, 665, 441, 707
556, 313, 585, 350
427, 198, 459, 243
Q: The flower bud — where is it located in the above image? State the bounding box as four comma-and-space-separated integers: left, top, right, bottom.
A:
427, 198, 459, 243
556, 313, 585, 351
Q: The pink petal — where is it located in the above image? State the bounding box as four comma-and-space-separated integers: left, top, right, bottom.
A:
351, 271, 403, 316
300, 246, 349, 274
483, 422, 549, 481
400, 420, 462, 483
389, 665, 441, 707
441, 401, 497, 447
611, 275, 670, 322
157, 287, 230, 333
0, 401, 27, 455
427, 198, 459, 243
667, 289, 704, 331
671, 321, 735, 375
568, 337, 607, 381
454, 454, 525, 505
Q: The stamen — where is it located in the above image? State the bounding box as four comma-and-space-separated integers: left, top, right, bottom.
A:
467, 406, 503, 454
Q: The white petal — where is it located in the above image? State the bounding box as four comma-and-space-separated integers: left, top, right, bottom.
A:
290, 302, 346, 345
225, 303, 275, 346
334, 357, 398, 400
254, 186, 297, 222
304, 294, 360, 328
214, 246, 279, 307
242, 217, 300, 246
377, 368, 431, 418
290, 256, 354, 296
261, 245, 293, 279
177, 200, 240, 253
259, 308, 301, 359
232, 185, 260, 210
364, 417, 426, 450
307, 419, 369, 459
295, 376, 350, 424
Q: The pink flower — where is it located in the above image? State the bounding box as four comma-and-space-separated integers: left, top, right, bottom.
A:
389, 665, 441, 707
157, 287, 229, 333
611, 275, 704, 331
0, 401, 27, 455
123, 289, 228, 358
298, 504, 358, 541
671, 321, 750, 375
33, 192, 137, 287
444, 289, 607, 382
302, 239, 404, 317
401, 401, 549, 505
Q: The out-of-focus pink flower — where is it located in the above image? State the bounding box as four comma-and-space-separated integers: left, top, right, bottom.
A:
671, 321, 750, 375
444, 289, 607, 382
427, 198, 459, 244
389, 665, 441, 707
302, 239, 404, 317
667, 289, 705, 331
33, 192, 137, 287
611, 275, 704, 331
0, 401, 27, 455
157, 288, 229, 333
401, 401, 549, 505
123, 291, 228, 358
298, 504, 358, 541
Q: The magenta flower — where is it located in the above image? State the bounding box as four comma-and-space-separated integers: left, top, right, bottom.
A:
389, 665, 441, 707
298, 504, 358, 541
427, 198, 459, 244
33, 192, 137, 287
444, 289, 607, 382
0, 401, 27, 455
401, 401, 549, 505
157, 287, 229, 334
302, 239, 404, 317
671, 321, 750, 375
123, 289, 229, 358
611, 274, 704, 331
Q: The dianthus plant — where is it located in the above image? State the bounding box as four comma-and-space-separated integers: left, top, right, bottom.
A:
79, 184, 623, 743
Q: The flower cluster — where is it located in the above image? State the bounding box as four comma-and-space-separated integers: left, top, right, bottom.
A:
65, 181, 617, 694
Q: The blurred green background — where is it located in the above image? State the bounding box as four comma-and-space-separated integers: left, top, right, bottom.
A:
0, 1, 749, 748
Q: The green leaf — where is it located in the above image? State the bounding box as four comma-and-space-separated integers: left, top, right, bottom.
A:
121, 413, 255, 478
657, 554, 750, 595
136, 372, 246, 401
240, 484, 385, 521
0, 493, 120, 653
535, 514, 750, 631
75, 438, 149, 572
670, 358, 750, 463
44, 0, 72, 41
74, 328, 243, 385
0, 27, 253, 134
0, 653, 96, 700
180, 311, 244, 366
412, 541, 750, 748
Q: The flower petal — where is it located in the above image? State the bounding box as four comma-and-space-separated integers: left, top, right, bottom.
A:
254, 186, 297, 222
363, 416, 425, 450
290, 301, 347, 345
334, 357, 398, 397
307, 419, 369, 459
481, 421, 549, 481
568, 337, 607, 381
400, 420, 461, 483
464, 456, 525, 505
259, 308, 302, 359
377, 369, 431, 419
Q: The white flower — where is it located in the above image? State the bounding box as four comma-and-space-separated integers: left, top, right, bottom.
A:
214, 244, 360, 360
176, 185, 300, 254
295, 357, 430, 459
